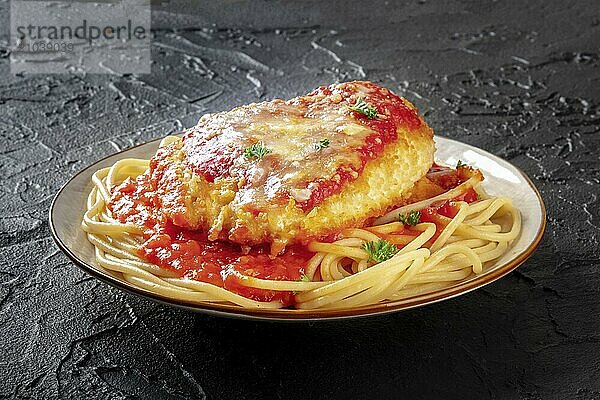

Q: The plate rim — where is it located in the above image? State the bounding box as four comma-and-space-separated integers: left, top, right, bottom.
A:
49, 135, 547, 321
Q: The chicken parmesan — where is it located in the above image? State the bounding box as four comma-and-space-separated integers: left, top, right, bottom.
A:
82, 81, 521, 310
110, 81, 435, 255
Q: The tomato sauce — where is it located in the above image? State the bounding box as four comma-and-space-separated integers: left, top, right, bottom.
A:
402, 187, 479, 248
179, 132, 237, 184
143, 225, 311, 305
109, 175, 312, 306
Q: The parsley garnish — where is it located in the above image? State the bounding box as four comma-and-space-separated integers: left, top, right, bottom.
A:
398, 210, 421, 226
456, 160, 467, 169
315, 138, 330, 150
293, 274, 311, 294
349, 97, 378, 119
244, 142, 272, 159
362, 239, 399, 263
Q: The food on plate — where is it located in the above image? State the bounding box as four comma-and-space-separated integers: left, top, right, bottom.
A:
82, 81, 521, 309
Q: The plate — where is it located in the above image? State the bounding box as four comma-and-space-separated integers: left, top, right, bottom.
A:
50, 136, 546, 321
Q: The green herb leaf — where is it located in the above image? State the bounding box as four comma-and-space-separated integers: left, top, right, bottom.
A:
349, 97, 378, 119
315, 138, 330, 150
456, 159, 467, 169
292, 274, 311, 294
362, 239, 399, 263
244, 142, 272, 159
398, 210, 421, 226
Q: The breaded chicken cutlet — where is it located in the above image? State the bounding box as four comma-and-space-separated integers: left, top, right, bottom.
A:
119, 82, 436, 254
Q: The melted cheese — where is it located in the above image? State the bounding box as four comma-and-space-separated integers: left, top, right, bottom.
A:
184, 97, 373, 210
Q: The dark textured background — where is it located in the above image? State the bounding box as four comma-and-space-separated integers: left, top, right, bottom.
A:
1, 1, 599, 399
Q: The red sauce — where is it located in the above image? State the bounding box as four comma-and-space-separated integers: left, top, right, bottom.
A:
406, 187, 479, 247
298, 167, 357, 211
109, 175, 312, 306
180, 132, 237, 184
456, 187, 478, 203
145, 145, 193, 228
110, 173, 164, 228
143, 225, 311, 306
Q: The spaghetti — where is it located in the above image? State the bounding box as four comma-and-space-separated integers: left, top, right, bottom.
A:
81, 137, 521, 310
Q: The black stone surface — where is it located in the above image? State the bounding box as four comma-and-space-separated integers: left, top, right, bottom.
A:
1, 1, 599, 399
